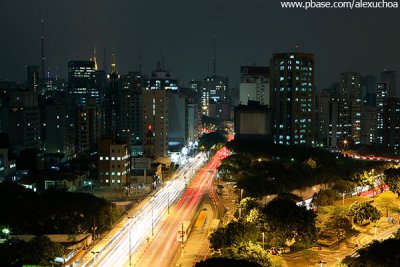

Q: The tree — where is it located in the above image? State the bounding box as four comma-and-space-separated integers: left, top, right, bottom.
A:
198, 132, 227, 151
239, 197, 261, 215
23, 236, 64, 265
219, 242, 273, 267
317, 206, 355, 243
0, 236, 64, 266
332, 180, 356, 195
383, 168, 400, 198
209, 220, 260, 250
246, 208, 262, 224
262, 198, 317, 246
349, 201, 381, 226
312, 189, 339, 207
196, 257, 263, 267
353, 239, 400, 266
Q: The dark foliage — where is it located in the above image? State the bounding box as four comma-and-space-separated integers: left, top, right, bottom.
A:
0, 236, 64, 266
196, 257, 262, 267
0, 182, 119, 235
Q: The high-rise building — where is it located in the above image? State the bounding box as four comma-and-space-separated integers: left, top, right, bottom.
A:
98, 138, 130, 188
234, 101, 272, 142
75, 105, 99, 155
337, 72, 362, 145
168, 90, 186, 148
145, 64, 178, 91
68, 61, 98, 106
381, 70, 397, 96
270, 52, 315, 145
120, 72, 144, 144
27, 65, 40, 93
239, 66, 270, 106
103, 67, 122, 138
44, 104, 68, 154
201, 76, 228, 117
362, 75, 377, 106
383, 97, 400, 151
143, 88, 169, 158
360, 105, 377, 145
315, 89, 331, 146
0, 90, 41, 154
376, 82, 390, 144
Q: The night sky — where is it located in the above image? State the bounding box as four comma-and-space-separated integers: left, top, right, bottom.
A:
1, 0, 399, 89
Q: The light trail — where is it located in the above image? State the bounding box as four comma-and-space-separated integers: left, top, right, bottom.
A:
78, 153, 207, 267
133, 149, 227, 267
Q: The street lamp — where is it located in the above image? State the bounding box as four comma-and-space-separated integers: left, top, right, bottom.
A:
2, 228, 10, 239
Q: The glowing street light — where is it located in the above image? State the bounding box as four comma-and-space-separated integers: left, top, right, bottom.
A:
2, 228, 10, 239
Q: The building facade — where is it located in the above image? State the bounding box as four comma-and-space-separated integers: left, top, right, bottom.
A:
270, 52, 315, 145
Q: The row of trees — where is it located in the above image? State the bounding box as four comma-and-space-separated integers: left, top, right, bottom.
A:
0, 236, 64, 266
209, 196, 318, 266
0, 182, 120, 235
210, 194, 384, 266
218, 141, 389, 197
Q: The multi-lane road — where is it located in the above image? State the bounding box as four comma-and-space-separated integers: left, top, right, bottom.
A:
133, 149, 227, 267
77, 152, 207, 267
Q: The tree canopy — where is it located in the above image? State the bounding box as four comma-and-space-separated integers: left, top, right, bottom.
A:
0, 182, 119, 235
262, 198, 317, 246
316, 206, 355, 242
349, 201, 381, 225
312, 189, 339, 207
0, 236, 64, 266
198, 131, 227, 151
352, 239, 400, 266
383, 168, 400, 198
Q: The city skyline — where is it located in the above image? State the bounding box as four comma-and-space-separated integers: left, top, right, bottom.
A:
1, 1, 400, 88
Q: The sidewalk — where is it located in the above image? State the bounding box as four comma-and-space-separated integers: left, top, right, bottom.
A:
176, 204, 214, 267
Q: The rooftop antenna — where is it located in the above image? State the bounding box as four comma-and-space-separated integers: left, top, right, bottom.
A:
295, 44, 299, 52
111, 50, 116, 73
41, 19, 46, 80
212, 34, 216, 76
93, 44, 98, 71
103, 47, 107, 72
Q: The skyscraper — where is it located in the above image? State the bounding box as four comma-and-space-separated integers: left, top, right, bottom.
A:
381, 70, 397, 96
143, 89, 169, 158
270, 52, 315, 145
239, 66, 270, 106
383, 97, 400, 151
120, 72, 144, 144
68, 61, 98, 106
376, 82, 390, 144
26, 65, 40, 93
337, 72, 362, 145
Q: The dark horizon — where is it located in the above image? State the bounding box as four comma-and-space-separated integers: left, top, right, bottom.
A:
0, 1, 399, 89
